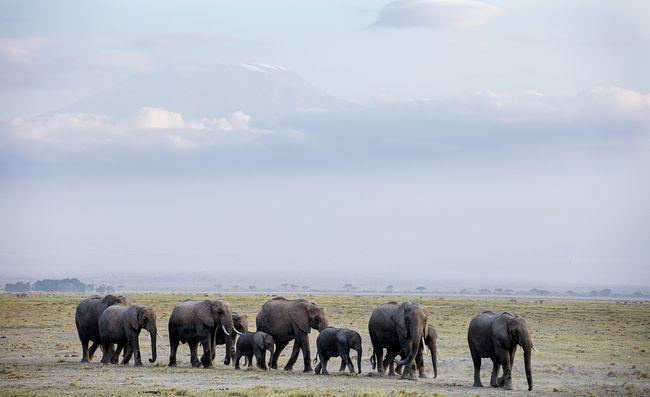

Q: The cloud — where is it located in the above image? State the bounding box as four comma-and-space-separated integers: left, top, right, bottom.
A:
0, 37, 54, 63
372, 0, 502, 29
136, 107, 185, 129
2, 108, 272, 152
580, 86, 650, 122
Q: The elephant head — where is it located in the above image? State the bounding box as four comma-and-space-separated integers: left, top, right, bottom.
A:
233, 313, 249, 334
423, 324, 438, 378
126, 305, 157, 363
289, 300, 329, 333
505, 315, 534, 391
97, 295, 128, 320
346, 330, 363, 374
197, 300, 238, 336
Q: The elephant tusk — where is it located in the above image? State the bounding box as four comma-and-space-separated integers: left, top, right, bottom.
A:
532, 346, 540, 353
233, 327, 243, 335
221, 324, 231, 336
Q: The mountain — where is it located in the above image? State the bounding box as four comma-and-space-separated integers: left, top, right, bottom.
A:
60, 63, 350, 124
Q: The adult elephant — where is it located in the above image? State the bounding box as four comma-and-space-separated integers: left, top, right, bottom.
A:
468, 311, 535, 391
168, 300, 239, 368
374, 323, 438, 379
75, 294, 129, 363
256, 297, 329, 372
368, 301, 428, 380
214, 312, 249, 365
98, 304, 157, 366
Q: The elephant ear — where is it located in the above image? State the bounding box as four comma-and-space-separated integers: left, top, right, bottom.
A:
392, 306, 408, 341
126, 306, 141, 330
492, 315, 511, 347
253, 332, 265, 349
197, 301, 215, 328
289, 303, 310, 333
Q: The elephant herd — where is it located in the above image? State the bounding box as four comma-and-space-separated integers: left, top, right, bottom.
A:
75, 295, 536, 391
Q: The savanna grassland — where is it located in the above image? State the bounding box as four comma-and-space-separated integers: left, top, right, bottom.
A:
0, 293, 648, 396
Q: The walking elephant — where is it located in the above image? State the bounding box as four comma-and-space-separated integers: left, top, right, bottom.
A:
256, 297, 329, 372
372, 323, 438, 378
234, 331, 275, 370
75, 294, 129, 363
468, 311, 535, 391
98, 304, 157, 366
314, 327, 362, 375
168, 300, 239, 368
368, 301, 428, 380
214, 312, 249, 365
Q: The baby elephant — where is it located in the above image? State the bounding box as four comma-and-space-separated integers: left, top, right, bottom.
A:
314, 327, 362, 375
234, 331, 275, 370
99, 304, 157, 367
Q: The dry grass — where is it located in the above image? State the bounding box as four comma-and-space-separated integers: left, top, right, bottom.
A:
0, 293, 648, 396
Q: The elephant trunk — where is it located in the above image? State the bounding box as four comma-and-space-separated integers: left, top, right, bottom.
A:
268, 344, 275, 369
148, 330, 157, 363
430, 342, 438, 378
523, 342, 533, 391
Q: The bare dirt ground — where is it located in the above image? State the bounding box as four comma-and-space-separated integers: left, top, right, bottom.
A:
0, 293, 648, 396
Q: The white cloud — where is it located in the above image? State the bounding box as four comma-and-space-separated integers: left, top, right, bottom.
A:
136, 107, 185, 129
0, 37, 54, 63
580, 86, 650, 122
2, 108, 270, 152
372, 0, 502, 29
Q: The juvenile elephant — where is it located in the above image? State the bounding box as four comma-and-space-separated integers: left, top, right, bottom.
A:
168, 300, 239, 368
372, 323, 438, 378
468, 311, 535, 391
214, 312, 249, 365
234, 331, 275, 370
314, 327, 362, 375
98, 304, 157, 366
75, 294, 129, 363
368, 301, 428, 380
256, 296, 329, 372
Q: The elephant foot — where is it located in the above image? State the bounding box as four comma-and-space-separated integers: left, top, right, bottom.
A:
418, 369, 427, 379
134, 362, 143, 367
496, 376, 505, 387
168, 362, 177, 367
473, 382, 483, 388
283, 365, 293, 371
303, 367, 313, 373
80, 358, 89, 364
503, 383, 513, 391
224, 360, 230, 366
321, 370, 329, 375
387, 371, 396, 377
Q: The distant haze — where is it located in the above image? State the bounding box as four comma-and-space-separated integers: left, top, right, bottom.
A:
1, 1, 649, 289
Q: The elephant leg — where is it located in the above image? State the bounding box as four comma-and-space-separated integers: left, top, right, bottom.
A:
122, 344, 133, 365
189, 339, 201, 368
130, 338, 143, 367
169, 338, 179, 367
100, 342, 112, 365
416, 344, 426, 379
80, 338, 90, 363
113, 342, 127, 365
496, 350, 512, 390
88, 341, 100, 361
337, 344, 353, 373
374, 348, 385, 376
247, 354, 254, 368
297, 333, 313, 373
320, 353, 330, 375
254, 343, 263, 369
260, 350, 268, 370
200, 333, 213, 368
284, 340, 301, 371
271, 340, 289, 370
384, 349, 399, 376
234, 351, 242, 370
314, 361, 322, 375
339, 358, 346, 372
470, 346, 483, 387
490, 359, 500, 387
209, 329, 216, 362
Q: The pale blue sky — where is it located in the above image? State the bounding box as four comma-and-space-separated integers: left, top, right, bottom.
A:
0, 1, 648, 288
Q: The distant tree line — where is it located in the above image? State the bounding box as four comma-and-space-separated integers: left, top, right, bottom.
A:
4, 278, 115, 293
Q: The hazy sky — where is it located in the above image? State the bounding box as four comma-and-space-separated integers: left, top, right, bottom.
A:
1, 0, 649, 289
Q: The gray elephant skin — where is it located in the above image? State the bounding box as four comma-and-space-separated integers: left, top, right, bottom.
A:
98, 304, 157, 366
372, 323, 438, 378
214, 312, 249, 365
168, 299, 238, 368
314, 327, 362, 375
234, 331, 275, 370
256, 296, 329, 372
368, 301, 428, 380
468, 311, 534, 391
75, 294, 129, 363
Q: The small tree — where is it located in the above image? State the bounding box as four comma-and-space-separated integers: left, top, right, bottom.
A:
386, 285, 394, 293
342, 283, 356, 292
415, 286, 426, 294
248, 285, 257, 291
